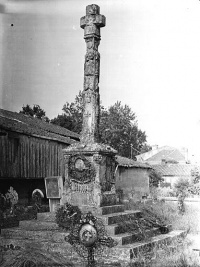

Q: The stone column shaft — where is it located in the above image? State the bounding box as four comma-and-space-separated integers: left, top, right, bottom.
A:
80, 4, 106, 144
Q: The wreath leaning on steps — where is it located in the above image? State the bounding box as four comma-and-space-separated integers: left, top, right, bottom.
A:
55, 203, 82, 230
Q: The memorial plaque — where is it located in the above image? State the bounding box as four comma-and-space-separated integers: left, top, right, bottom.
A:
45, 176, 63, 199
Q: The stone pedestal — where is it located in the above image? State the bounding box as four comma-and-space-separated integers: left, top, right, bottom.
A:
61, 142, 117, 214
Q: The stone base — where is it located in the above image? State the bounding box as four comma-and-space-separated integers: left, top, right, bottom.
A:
0, 230, 186, 265
0, 204, 187, 266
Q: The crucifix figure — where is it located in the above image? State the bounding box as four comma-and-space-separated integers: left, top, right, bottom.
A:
80, 4, 106, 144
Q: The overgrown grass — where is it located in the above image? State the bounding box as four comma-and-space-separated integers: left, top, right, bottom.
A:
126, 199, 200, 235
122, 199, 200, 266
126, 238, 200, 267
1, 245, 74, 267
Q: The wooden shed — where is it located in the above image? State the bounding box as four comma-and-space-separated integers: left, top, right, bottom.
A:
0, 108, 79, 204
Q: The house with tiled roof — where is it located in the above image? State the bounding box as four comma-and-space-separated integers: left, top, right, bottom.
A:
136, 145, 188, 165
153, 164, 195, 187
0, 108, 79, 204
136, 145, 197, 187
115, 156, 152, 200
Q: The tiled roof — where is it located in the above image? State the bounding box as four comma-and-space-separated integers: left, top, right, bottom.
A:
116, 156, 152, 169
146, 149, 185, 163
0, 108, 79, 144
153, 164, 196, 176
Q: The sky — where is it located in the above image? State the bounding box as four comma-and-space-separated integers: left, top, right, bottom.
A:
1, 0, 200, 161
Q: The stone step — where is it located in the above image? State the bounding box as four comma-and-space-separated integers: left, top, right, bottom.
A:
99, 204, 125, 215
106, 221, 160, 235
19, 220, 59, 231
101, 230, 186, 263
1, 228, 68, 243
36, 205, 125, 223
0, 230, 186, 263
98, 210, 142, 225
106, 220, 172, 236
37, 212, 56, 222
111, 228, 161, 246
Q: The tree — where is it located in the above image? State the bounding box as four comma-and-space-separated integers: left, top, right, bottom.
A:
51, 94, 150, 158
19, 104, 49, 122
51, 91, 83, 134
100, 101, 148, 158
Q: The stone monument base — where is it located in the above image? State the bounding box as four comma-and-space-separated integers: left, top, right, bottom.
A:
62, 142, 118, 215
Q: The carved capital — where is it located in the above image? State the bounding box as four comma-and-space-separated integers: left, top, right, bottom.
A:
93, 153, 103, 164
64, 154, 71, 164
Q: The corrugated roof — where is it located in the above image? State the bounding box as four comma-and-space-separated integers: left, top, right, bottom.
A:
153, 164, 195, 176
0, 108, 79, 144
116, 156, 152, 169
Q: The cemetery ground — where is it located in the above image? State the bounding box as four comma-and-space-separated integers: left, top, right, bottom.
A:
1, 199, 200, 267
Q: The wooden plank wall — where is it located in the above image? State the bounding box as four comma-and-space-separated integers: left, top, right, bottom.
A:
0, 131, 68, 179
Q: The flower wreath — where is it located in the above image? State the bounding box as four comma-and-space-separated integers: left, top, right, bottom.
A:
68, 154, 96, 184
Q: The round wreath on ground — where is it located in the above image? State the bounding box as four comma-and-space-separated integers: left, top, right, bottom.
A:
68, 154, 96, 183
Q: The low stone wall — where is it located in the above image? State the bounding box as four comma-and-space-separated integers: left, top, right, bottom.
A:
162, 197, 200, 202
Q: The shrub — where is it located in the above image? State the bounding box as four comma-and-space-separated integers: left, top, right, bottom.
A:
149, 169, 163, 188
173, 178, 189, 198
55, 203, 82, 230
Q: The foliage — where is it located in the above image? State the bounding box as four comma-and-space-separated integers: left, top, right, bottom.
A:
51, 92, 150, 158
32, 192, 42, 205
139, 143, 152, 154
114, 201, 170, 243
191, 166, 200, 184
14, 205, 38, 221
19, 104, 50, 122
149, 169, 163, 188
100, 101, 148, 158
0, 215, 19, 229
0, 193, 10, 213
2, 187, 18, 215
155, 187, 175, 197
55, 203, 82, 230
173, 178, 189, 199
173, 178, 190, 214
51, 91, 83, 133
172, 176, 200, 199
188, 183, 200, 196
5, 187, 18, 206
125, 199, 200, 237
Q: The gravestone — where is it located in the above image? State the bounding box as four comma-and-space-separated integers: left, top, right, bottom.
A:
45, 176, 63, 212
61, 4, 118, 214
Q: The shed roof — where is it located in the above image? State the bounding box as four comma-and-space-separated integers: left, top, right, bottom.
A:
153, 164, 195, 176
0, 108, 79, 144
116, 156, 152, 169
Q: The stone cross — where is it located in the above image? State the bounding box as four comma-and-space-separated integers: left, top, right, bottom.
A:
80, 4, 106, 144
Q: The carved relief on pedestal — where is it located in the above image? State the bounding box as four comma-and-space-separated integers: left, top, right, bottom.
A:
68, 154, 96, 184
